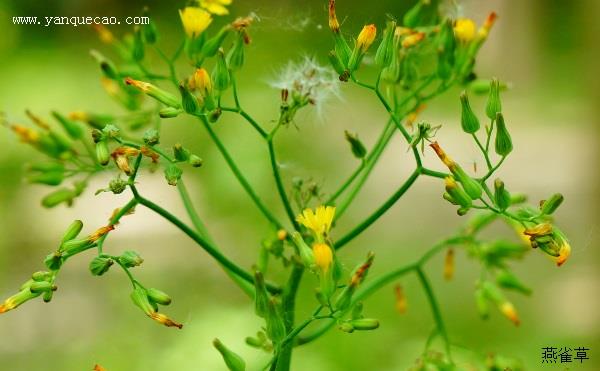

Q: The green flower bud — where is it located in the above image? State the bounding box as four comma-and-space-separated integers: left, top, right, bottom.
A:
540, 193, 564, 215
451, 166, 483, 200
212, 50, 231, 92
147, 288, 172, 306
119, 250, 144, 268
443, 192, 458, 205
350, 318, 379, 330
291, 232, 314, 268
143, 129, 160, 146
375, 21, 396, 67
338, 321, 354, 333
253, 271, 269, 318
89, 256, 113, 276
265, 298, 286, 343
494, 112, 512, 156
164, 164, 183, 186
41, 188, 76, 208
328, 50, 348, 81
179, 83, 200, 114
96, 140, 110, 166
226, 33, 245, 71
27, 171, 64, 186
475, 286, 490, 319
159, 107, 183, 119
213, 338, 246, 371
32, 271, 51, 282
188, 154, 203, 168
173, 143, 190, 162
42, 290, 53, 303
44, 252, 63, 271
459, 91, 480, 133
52, 111, 83, 139
61, 220, 83, 243
486, 78, 502, 120
201, 26, 231, 57
132, 27, 145, 62
494, 179, 511, 211
344, 130, 367, 159
61, 238, 95, 253
142, 8, 158, 44
29, 281, 54, 293
90, 50, 118, 80
125, 78, 181, 109
469, 79, 508, 95
496, 269, 532, 295
444, 176, 472, 209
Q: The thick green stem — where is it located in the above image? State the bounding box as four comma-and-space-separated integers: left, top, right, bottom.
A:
334, 168, 420, 250
273, 265, 304, 371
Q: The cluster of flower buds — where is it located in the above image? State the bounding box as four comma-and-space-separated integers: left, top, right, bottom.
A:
0, 271, 57, 314
327, 0, 376, 80
213, 338, 246, 371
523, 222, 571, 267
336, 301, 379, 334
131, 284, 181, 329
475, 280, 520, 326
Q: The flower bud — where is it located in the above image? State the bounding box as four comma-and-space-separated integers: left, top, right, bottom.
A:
61, 220, 83, 243
29, 281, 56, 293
189, 154, 203, 168
350, 318, 380, 330
44, 252, 64, 271
493, 179, 511, 211
213, 338, 246, 371
89, 256, 113, 276
143, 129, 160, 146
347, 24, 377, 72
147, 288, 172, 306
444, 176, 472, 209
96, 140, 110, 166
132, 27, 145, 62
291, 232, 315, 268
494, 112, 512, 156
125, 78, 181, 109
338, 321, 354, 333
213, 49, 231, 91
141, 8, 158, 44
496, 269, 531, 295
254, 271, 269, 318
27, 171, 64, 186
328, 50, 348, 81
32, 271, 51, 282
474, 286, 489, 319
201, 26, 231, 57
540, 193, 564, 215
265, 298, 286, 343
159, 107, 183, 118
52, 111, 83, 139
227, 33, 245, 71
485, 78, 502, 120
131, 286, 182, 329
394, 284, 407, 314
375, 21, 396, 67
344, 130, 367, 159
90, 50, 119, 80
173, 143, 191, 162
179, 83, 200, 114
41, 188, 76, 208
443, 248, 454, 280
43, 290, 54, 303
459, 91, 480, 133
164, 164, 183, 186
119, 250, 144, 268
0, 289, 41, 314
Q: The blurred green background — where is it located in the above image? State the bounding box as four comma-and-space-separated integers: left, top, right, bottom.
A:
1, 0, 599, 370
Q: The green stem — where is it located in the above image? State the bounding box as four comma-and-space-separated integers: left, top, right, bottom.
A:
274, 264, 304, 371
197, 115, 283, 229
416, 267, 452, 362
480, 156, 506, 182
334, 168, 420, 250
133, 189, 281, 294
268, 130, 298, 230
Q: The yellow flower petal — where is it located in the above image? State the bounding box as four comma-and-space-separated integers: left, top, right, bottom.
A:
200, 0, 231, 15
179, 7, 213, 38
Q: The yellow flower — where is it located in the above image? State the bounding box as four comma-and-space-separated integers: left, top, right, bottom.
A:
189, 68, 213, 94
500, 301, 520, 326
454, 18, 476, 43
554, 240, 571, 267
179, 7, 213, 38
312, 243, 333, 273
296, 205, 336, 239
356, 24, 377, 52
199, 0, 232, 16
